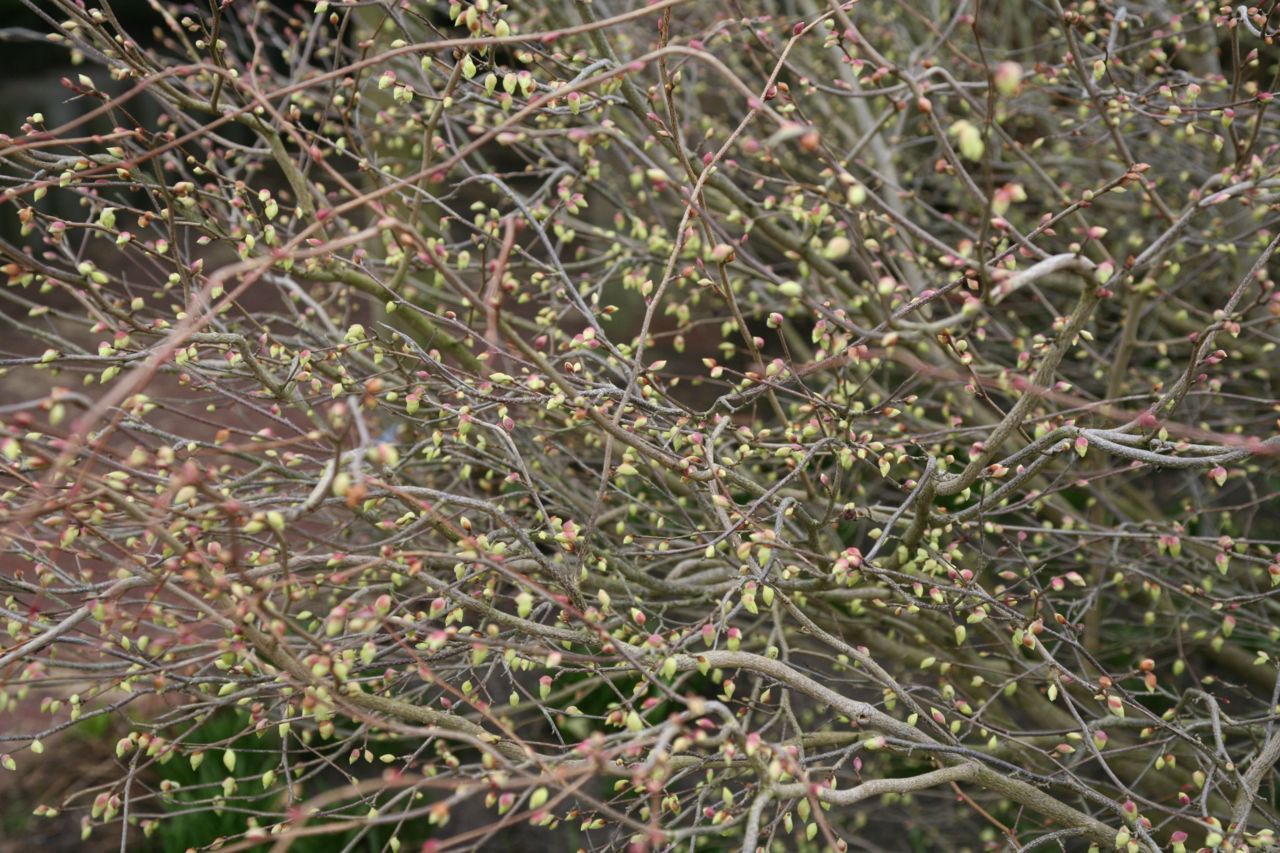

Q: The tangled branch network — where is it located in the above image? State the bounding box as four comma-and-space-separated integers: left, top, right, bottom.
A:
1, 1, 1280, 850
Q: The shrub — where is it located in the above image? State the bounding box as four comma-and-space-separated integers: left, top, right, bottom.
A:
2, 1, 1280, 850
